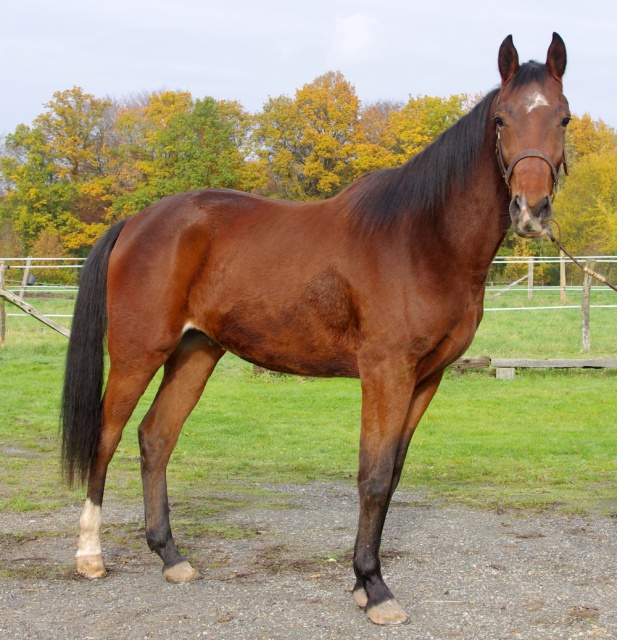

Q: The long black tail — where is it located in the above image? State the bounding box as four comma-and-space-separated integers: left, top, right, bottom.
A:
61, 219, 128, 486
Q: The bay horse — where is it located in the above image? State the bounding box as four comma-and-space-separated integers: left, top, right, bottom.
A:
61, 34, 570, 625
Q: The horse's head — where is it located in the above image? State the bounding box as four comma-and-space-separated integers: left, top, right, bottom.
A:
495, 33, 570, 238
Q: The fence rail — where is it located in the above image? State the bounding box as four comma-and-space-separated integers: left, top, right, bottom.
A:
491, 255, 617, 264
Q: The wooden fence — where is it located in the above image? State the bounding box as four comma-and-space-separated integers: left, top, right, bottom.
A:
452, 355, 617, 379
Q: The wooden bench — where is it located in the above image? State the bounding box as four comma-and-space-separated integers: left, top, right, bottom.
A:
451, 356, 617, 379
491, 357, 617, 379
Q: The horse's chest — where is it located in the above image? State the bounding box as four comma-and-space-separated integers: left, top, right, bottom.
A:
409, 300, 483, 378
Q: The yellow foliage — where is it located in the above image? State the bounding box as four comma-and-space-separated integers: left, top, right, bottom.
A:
566, 114, 616, 163
143, 91, 192, 131
554, 148, 617, 254
61, 222, 108, 252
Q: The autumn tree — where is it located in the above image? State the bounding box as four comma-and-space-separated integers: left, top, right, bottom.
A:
350, 94, 472, 181
554, 147, 617, 255
565, 113, 616, 165
549, 114, 617, 255
111, 93, 250, 218
0, 88, 253, 252
351, 100, 403, 178
254, 71, 359, 200
218, 100, 265, 193
35, 87, 111, 182
388, 94, 472, 163
0, 218, 22, 256
0, 124, 74, 248
0, 88, 113, 253
36, 88, 114, 250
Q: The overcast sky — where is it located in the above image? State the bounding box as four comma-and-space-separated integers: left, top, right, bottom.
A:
2, 0, 617, 137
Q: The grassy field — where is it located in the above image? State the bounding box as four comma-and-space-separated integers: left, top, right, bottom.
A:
1, 286, 616, 516
478, 285, 617, 357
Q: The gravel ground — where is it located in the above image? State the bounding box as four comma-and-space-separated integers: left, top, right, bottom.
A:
1, 482, 616, 639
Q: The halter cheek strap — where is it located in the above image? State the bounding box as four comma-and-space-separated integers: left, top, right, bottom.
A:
495, 129, 568, 197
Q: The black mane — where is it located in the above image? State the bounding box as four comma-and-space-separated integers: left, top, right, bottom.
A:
344, 88, 500, 235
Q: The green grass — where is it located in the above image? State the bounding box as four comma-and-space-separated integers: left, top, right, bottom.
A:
473, 285, 617, 357
410, 369, 617, 512
0, 290, 616, 516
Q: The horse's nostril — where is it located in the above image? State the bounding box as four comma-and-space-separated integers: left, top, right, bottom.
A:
535, 195, 552, 221
509, 195, 522, 219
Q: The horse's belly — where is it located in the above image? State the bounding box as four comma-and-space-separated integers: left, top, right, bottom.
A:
200, 275, 361, 378
213, 313, 360, 378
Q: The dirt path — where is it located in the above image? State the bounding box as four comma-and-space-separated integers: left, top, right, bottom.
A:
1, 482, 616, 639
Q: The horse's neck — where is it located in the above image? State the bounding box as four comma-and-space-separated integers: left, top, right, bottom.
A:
435, 143, 511, 278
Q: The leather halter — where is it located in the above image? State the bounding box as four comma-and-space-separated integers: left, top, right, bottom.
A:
496, 128, 568, 197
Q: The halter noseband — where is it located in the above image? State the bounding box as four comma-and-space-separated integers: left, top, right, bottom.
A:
496, 128, 568, 198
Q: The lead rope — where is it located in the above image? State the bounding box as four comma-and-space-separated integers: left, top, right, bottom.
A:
547, 221, 617, 293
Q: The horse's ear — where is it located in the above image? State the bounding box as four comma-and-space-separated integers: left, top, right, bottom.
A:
498, 35, 519, 84
546, 32, 567, 81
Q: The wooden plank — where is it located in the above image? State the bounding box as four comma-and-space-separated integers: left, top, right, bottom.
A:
0, 287, 71, 338
489, 274, 528, 298
450, 356, 491, 369
19, 256, 32, 298
491, 358, 617, 369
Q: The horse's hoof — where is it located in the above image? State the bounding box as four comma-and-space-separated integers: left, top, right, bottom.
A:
366, 599, 410, 625
352, 586, 368, 608
75, 553, 107, 579
163, 560, 198, 583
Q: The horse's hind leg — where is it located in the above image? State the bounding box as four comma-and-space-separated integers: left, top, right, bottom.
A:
76, 363, 160, 578
138, 331, 225, 582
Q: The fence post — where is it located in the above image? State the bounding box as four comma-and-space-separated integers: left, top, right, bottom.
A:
581, 259, 594, 352
527, 257, 534, 300
0, 261, 5, 346
559, 249, 567, 304
19, 256, 32, 299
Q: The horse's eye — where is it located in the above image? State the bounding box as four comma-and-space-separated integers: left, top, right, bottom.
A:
561, 116, 571, 127
495, 116, 505, 128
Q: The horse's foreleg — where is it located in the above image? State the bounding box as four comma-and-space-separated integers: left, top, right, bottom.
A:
353, 367, 443, 625
138, 333, 224, 582
76, 366, 157, 579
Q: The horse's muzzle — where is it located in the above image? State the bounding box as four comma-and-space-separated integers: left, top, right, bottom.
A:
509, 194, 552, 238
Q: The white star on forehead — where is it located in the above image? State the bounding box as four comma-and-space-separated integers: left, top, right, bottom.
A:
525, 92, 550, 113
